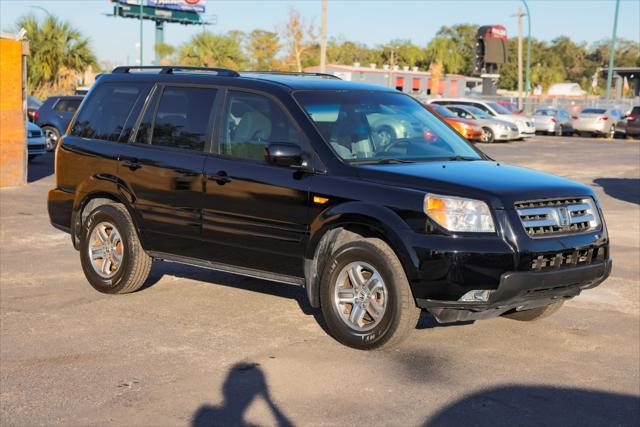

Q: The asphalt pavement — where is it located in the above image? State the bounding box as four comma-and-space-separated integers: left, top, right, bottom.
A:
1, 135, 639, 426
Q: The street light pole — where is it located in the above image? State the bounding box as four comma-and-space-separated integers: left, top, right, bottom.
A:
521, 0, 531, 95
139, 0, 144, 66
605, 0, 621, 100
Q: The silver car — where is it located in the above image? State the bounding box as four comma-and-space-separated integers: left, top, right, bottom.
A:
533, 108, 574, 136
573, 107, 622, 138
446, 105, 519, 143
27, 121, 47, 161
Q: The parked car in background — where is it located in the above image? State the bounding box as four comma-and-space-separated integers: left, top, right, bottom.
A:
572, 107, 622, 138
27, 121, 47, 161
429, 98, 535, 139
446, 104, 519, 143
533, 108, 574, 136
35, 95, 83, 151
74, 87, 90, 96
424, 104, 484, 142
623, 106, 640, 139
27, 96, 42, 123
496, 100, 522, 115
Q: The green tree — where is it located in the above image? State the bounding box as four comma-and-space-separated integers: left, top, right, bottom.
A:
178, 32, 246, 69
425, 37, 464, 74
245, 29, 282, 70
326, 37, 379, 65
16, 14, 96, 96
380, 40, 426, 68
435, 23, 479, 75
155, 42, 176, 65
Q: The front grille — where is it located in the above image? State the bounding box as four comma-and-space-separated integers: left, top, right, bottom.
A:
515, 197, 601, 238
529, 246, 606, 271
29, 130, 42, 137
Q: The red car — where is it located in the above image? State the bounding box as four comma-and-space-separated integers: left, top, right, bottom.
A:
425, 104, 484, 141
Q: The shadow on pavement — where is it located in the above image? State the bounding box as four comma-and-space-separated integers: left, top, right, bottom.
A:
143, 261, 316, 315
192, 362, 294, 427
28, 152, 54, 183
424, 385, 640, 426
593, 178, 640, 205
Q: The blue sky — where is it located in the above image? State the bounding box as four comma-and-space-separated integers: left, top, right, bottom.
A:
1, 0, 639, 66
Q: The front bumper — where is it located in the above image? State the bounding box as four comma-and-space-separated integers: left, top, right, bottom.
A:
417, 259, 611, 322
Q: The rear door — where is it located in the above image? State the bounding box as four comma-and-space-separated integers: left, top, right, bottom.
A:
201, 89, 315, 277
117, 84, 220, 257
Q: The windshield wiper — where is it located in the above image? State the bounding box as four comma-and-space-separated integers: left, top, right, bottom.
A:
444, 155, 481, 162
351, 158, 414, 165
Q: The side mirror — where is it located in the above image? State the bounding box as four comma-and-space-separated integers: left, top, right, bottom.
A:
264, 143, 304, 168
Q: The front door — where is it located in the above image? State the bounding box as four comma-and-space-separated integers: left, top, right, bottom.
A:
118, 84, 219, 258
201, 90, 314, 277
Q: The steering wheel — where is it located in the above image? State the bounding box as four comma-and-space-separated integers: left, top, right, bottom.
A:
381, 138, 412, 153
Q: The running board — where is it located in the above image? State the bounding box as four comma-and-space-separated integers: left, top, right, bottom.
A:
147, 251, 305, 287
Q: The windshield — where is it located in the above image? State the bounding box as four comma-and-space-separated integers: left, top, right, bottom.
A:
460, 105, 492, 119
485, 102, 512, 115
295, 91, 482, 163
581, 108, 606, 114
430, 104, 458, 119
534, 109, 557, 116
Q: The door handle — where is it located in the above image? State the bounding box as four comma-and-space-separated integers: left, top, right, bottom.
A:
208, 170, 232, 185
121, 159, 141, 171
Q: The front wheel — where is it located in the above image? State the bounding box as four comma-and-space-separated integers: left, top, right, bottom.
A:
502, 301, 564, 321
482, 127, 495, 143
79, 204, 152, 294
320, 238, 420, 350
42, 126, 60, 151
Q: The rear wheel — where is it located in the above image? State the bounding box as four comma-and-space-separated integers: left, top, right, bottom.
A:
607, 125, 615, 139
320, 238, 420, 350
502, 301, 564, 321
482, 127, 495, 143
79, 204, 151, 294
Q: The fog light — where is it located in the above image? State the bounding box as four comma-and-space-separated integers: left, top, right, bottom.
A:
458, 289, 494, 302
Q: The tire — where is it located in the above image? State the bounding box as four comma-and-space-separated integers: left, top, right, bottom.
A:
319, 238, 420, 350
482, 127, 495, 143
554, 124, 563, 136
607, 125, 615, 139
502, 301, 564, 321
79, 203, 151, 294
42, 126, 60, 151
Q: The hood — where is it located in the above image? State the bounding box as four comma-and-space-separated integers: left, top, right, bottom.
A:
448, 117, 481, 128
357, 160, 593, 209
27, 121, 41, 131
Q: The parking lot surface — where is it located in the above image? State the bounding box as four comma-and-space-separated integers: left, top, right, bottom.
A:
1, 135, 639, 426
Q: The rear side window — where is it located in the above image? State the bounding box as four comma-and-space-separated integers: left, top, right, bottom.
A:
150, 86, 217, 151
53, 98, 81, 113
72, 83, 143, 141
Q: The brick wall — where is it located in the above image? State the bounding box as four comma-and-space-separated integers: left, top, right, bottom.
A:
0, 38, 26, 188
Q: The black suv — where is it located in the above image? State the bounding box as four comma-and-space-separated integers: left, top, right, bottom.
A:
48, 66, 611, 350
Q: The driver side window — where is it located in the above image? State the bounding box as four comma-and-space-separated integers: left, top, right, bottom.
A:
222, 91, 305, 161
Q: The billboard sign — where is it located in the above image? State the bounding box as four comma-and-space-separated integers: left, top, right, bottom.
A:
113, 0, 205, 14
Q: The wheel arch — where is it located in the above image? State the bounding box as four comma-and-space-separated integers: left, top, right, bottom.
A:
303, 203, 419, 308
72, 190, 143, 250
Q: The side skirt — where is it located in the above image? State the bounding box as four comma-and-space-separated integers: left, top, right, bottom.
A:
147, 251, 306, 287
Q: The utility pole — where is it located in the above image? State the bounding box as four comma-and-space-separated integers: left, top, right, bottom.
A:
320, 0, 327, 73
521, 0, 531, 95
605, 0, 621, 100
517, 7, 523, 111
139, 0, 144, 66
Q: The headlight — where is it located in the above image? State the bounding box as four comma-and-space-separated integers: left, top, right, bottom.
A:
27, 131, 33, 137
424, 193, 495, 233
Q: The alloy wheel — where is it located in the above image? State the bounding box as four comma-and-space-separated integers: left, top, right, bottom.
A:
333, 261, 388, 332
88, 221, 124, 278
44, 128, 58, 151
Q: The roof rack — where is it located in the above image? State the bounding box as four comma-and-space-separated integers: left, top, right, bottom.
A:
111, 66, 240, 77
240, 71, 341, 80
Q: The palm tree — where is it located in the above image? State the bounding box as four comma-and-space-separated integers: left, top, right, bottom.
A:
178, 32, 245, 69
16, 14, 96, 97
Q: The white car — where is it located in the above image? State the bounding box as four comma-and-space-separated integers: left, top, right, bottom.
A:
428, 98, 535, 139
27, 121, 47, 161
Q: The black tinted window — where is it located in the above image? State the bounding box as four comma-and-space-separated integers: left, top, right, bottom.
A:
54, 98, 81, 113
222, 91, 305, 161
72, 84, 142, 141
151, 86, 217, 151
134, 90, 159, 144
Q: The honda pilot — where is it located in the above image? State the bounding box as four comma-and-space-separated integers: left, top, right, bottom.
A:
48, 66, 611, 350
